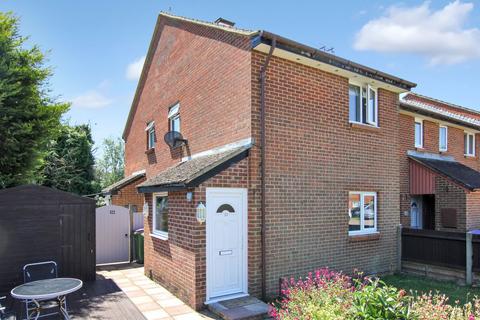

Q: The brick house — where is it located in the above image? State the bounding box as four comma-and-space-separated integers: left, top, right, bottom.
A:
102, 171, 146, 210
110, 12, 419, 310
399, 93, 480, 232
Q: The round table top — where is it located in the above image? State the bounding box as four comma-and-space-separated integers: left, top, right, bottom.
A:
11, 278, 83, 300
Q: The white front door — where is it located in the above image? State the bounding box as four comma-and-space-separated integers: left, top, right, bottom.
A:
206, 188, 248, 302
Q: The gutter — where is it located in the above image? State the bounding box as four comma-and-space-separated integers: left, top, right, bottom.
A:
258, 31, 416, 91
259, 32, 276, 300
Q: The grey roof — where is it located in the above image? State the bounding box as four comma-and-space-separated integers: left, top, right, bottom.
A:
409, 155, 480, 191
137, 146, 250, 193
400, 97, 480, 129
102, 172, 146, 194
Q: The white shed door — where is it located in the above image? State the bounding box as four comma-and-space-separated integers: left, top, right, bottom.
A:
206, 188, 247, 302
96, 205, 130, 265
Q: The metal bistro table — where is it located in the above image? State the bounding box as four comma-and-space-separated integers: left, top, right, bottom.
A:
11, 278, 82, 320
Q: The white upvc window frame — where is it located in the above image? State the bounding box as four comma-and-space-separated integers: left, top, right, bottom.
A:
348, 191, 378, 236
348, 82, 378, 127
168, 103, 181, 133
439, 125, 448, 152
366, 85, 378, 126
414, 118, 423, 148
152, 192, 169, 240
145, 121, 155, 150
464, 132, 476, 157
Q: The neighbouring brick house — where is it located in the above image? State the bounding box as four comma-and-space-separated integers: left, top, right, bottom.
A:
399, 93, 480, 232
102, 171, 146, 210
108, 12, 420, 310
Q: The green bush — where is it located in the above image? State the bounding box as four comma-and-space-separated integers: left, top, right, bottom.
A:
351, 278, 410, 319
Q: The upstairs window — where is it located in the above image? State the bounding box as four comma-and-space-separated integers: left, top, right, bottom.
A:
145, 121, 155, 150
414, 119, 423, 148
349, 83, 378, 126
465, 132, 475, 156
168, 103, 180, 133
348, 192, 377, 235
439, 125, 448, 152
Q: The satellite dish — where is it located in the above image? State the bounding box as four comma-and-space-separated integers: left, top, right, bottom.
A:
164, 131, 187, 149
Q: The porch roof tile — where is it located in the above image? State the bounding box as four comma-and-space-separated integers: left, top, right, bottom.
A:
409, 155, 480, 191
137, 146, 250, 193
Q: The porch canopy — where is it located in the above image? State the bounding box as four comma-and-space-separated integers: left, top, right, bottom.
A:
409, 153, 480, 193
137, 146, 250, 193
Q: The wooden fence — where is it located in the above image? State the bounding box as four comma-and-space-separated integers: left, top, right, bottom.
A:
401, 227, 480, 284
402, 228, 466, 269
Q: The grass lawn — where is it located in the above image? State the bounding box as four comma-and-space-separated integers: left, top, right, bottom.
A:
382, 274, 480, 305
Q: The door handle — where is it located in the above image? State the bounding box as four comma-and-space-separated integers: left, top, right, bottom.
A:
219, 250, 233, 256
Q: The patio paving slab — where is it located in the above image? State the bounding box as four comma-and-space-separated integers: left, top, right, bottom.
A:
98, 264, 219, 320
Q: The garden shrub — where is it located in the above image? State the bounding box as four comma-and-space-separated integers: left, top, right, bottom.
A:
270, 269, 356, 319
270, 268, 480, 320
351, 278, 410, 319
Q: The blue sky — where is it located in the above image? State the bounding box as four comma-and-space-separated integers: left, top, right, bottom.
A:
1, 0, 479, 156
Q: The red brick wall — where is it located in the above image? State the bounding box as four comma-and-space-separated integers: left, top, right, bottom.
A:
124, 17, 252, 177
144, 158, 251, 310
251, 51, 401, 298
399, 112, 480, 227
467, 191, 480, 231
435, 176, 466, 231
110, 177, 146, 211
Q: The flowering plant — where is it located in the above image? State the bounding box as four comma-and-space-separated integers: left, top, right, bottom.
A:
270, 268, 480, 320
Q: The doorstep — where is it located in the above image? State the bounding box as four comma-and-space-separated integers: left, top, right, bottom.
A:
207, 296, 270, 320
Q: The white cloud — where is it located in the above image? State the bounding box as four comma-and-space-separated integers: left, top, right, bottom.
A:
354, 1, 480, 65
126, 56, 146, 80
71, 87, 113, 109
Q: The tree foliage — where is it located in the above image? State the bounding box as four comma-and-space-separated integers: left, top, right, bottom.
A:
41, 124, 98, 195
95, 137, 124, 189
0, 12, 69, 187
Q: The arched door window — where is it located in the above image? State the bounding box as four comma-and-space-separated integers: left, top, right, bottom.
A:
217, 204, 235, 215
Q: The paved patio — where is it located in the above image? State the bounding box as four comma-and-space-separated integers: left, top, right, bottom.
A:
97, 264, 219, 320
5, 264, 218, 320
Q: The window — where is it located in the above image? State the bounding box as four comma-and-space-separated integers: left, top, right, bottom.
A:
414, 119, 423, 148
146, 121, 155, 149
349, 83, 378, 126
153, 193, 169, 238
439, 125, 448, 152
464, 132, 475, 156
348, 192, 377, 235
168, 103, 180, 133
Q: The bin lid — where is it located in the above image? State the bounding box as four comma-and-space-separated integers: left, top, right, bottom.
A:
134, 228, 144, 234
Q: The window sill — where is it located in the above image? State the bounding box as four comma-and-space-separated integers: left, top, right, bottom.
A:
349, 122, 380, 132
464, 154, 476, 159
348, 232, 380, 242
145, 148, 155, 155
150, 232, 168, 241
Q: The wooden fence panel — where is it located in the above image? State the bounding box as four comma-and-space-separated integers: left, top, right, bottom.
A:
402, 228, 466, 269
